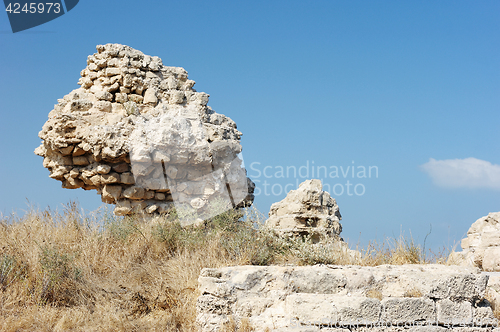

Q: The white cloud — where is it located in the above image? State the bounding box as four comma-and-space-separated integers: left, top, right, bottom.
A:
421, 157, 500, 190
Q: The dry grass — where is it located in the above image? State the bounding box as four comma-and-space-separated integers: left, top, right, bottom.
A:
0, 202, 448, 331
365, 288, 383, 300
357, 232, 448, 266
403, 287, 423, 298
221, 317, 254, 332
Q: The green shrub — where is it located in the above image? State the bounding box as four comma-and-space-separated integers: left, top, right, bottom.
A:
33, 245, 84, 305
104, 215, 141, 241
0, 254, 25, 291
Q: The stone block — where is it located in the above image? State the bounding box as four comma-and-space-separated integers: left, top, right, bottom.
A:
101, 172, 120, 184
96, 164, 111, 174
123, 186, 145, 200
112, 163, 129, 173
436, 299, 472, 325
286, 293, 338, 324
473, 301, 498, 326
59, 145, 74, 155
73, 156, 89, 166
120, 172, 135, 184
483, 248, 500, 272
102, 185, 122, 204
381, 297, 435, 323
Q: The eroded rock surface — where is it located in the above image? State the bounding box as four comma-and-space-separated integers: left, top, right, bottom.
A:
197, 265, 497, 331
449, 212, 500, 272
266, 179, 343, 243
35, 44, 254, 220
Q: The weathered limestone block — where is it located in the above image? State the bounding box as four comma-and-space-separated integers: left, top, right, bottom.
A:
474, 304, 498, 326
59, 145, 74, 155
96, 164, 111, 174
483, 248, 500, 272
73, 156, 89, 166
112, 163, 129, 173
336, 296, 381, 324
114, 200, 132, 215
102, 185, 122, 204
35, 44, 254, 219
69, 168, 79, 178
286, 293, 340, 323
101, 172, 120, 184
196, 265, 496, 332
120, 172, 135, 184
436, 299, 473, 325
123, 186, 145, 200
62, 177, 83, 189
381, 297, 436, 323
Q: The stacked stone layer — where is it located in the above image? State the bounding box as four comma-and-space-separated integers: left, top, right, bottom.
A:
197, 265, 498, 331
35, 44, 254, 217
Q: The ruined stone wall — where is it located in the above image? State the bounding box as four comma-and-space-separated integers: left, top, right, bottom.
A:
197, 265, 498, 331
35, 44, 254, 221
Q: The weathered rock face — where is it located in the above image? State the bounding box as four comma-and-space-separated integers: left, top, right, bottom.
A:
449, 212, 500, 272
265, 179, 343, 243
35, 44, 254, 221
197, 265, 496, 331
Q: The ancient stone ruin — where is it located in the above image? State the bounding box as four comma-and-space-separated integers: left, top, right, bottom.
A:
265, 179, 343, 243
196, 186, 500, 331
449, 212, 500, 272
35, 44, 254, 221
197, 265, 497, 331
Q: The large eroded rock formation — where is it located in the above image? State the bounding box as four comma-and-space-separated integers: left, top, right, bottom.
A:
35, 44, 254, 221
265, 179, 343, 243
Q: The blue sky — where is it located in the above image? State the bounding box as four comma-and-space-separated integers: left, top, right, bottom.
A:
0, 1, 498, 251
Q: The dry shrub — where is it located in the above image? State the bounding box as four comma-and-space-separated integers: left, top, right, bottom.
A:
0, 202, 450, 331
358, 231, 448, 266
222, 316, 254, 332
403, 287, 423, 298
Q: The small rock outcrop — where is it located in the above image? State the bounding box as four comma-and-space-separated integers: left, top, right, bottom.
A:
265, 179, 343, 243
197, 265, 496, 331
449, 212, 500, 271
35, 44, 254, 221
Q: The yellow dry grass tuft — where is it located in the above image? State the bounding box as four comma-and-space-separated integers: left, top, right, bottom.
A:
403, 287, 423, 298
221, 316, 254, 332
0, 201, 449, 331
365, 288, 383, 301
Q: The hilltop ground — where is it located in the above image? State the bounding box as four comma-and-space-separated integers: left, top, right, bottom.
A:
0, 202, 471, 331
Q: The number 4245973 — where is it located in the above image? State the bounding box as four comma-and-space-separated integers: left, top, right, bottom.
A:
5, 3, 61, 14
